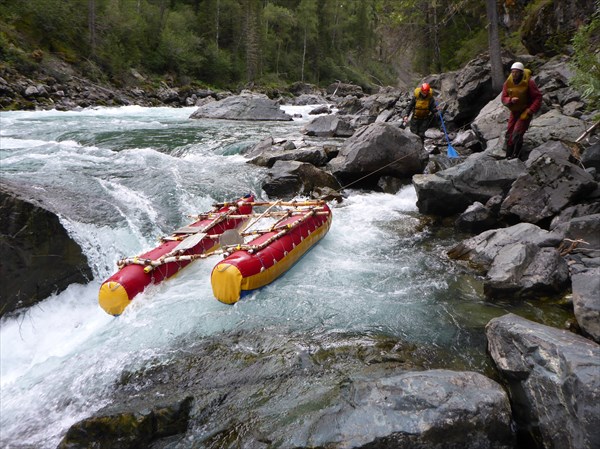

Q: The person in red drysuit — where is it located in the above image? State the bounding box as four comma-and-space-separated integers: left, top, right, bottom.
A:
501, 61, 543, 160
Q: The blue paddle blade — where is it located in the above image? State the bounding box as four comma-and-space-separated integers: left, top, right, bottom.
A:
447, 144, 459, 158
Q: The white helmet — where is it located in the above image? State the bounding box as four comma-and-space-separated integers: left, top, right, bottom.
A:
511, 62, 525, 71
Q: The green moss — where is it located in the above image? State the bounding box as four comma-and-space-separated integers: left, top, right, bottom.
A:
570, 14, 600, 110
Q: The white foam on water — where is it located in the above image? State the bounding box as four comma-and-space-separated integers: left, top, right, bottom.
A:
0, 106, 461, 449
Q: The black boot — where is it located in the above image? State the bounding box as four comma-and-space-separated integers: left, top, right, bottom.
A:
506, 143, 515, 159
513, 134, 524, 160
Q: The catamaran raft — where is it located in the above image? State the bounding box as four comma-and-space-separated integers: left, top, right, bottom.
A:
98, 197, 332, 315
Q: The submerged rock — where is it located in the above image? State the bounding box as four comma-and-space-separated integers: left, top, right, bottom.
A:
57, 397, 193, 449
59, 329, 513, 449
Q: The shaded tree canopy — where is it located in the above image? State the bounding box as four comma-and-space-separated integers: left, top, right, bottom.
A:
0, 0, 596, 95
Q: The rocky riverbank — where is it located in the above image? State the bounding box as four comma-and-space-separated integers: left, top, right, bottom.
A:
2, 52, 599, 449
0, 57, 351, 112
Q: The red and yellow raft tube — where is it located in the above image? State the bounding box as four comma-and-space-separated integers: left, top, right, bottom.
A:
211, 200, 332, 304
99, 195, 254, 315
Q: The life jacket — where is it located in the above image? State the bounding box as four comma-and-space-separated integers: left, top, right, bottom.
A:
413, 87, 433, 119
505, 69, 532, 113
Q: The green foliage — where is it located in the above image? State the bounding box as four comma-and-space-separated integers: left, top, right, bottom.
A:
570, 14, 600, 111
502, 30, 529, 55
0, 0, 586, 93
448, 28, 488, 70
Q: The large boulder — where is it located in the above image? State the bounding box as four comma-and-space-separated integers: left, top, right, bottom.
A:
308, 369, 514, 449
486, 313, 600, 449
552, 213, 600, 275
0, 184, 92, 316
524, 110, 589, 152
571, 267, 600, 343
483, 243, 569, 299
448, 222, 569, 299
470, 91, 509, 153
189, 92, 292, 121
447, 222, 563, 272
261, 160, 341, 199
59, 329, 514, 449
244, 136, 333, 168
328, 122, 427, 188
500, 142, 598, 225
425, 55, 504, 129
302, 114, 355, 137
413, 152, 524, 216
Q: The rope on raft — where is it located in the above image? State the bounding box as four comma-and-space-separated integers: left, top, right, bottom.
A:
161, 201, 246, 242
213, 199, 327, 208
117, 201, 245, 270
116, 203, 326, 270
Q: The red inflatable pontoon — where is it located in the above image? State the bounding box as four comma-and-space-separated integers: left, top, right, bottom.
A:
211, 201, 332, 304
99, 195, 254, 315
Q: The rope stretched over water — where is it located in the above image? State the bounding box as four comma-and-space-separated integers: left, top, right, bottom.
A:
337, 147, 425, 192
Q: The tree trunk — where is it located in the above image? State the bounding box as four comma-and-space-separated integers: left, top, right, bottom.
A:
487, 0, 504, 93
301, 25, 307, 82
88, 0, 96, 56
432, 1, 441, 72
244, 0, 260, 83
215, 0, 220, 50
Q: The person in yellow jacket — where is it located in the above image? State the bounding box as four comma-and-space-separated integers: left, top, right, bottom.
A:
402, 83, 438, 141
501, 62, 543, 159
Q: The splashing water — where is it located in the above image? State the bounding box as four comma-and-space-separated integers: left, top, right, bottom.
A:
0, 105, 569, 448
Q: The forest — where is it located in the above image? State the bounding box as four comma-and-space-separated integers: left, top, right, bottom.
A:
0, 0, 598, 100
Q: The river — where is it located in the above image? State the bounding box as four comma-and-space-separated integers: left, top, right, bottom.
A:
0, 105, 569, 448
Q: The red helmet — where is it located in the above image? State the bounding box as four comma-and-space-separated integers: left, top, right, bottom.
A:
421, 83, 431, 95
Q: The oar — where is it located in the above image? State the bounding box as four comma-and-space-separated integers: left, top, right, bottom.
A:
436, 102, 459, 158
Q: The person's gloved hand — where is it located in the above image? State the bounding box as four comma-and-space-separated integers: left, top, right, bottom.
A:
519, 109, 531, 120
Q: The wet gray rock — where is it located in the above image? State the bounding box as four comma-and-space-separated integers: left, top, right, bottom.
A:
413, 153, 524, 216
329, 122, 427, 188
307, 369, 514, 449
59, 329, 514, 449
249, 146, 330, 168
486, 313, 600, 449
483, 243, 569, 299
302, 114, 355, 137
455, 201, 500, 233
499, 141, 597, 225
0, 183, 92, 317
262, 160, 341, 199
571, 267, 600, 343
447, 222, 562, 272
244, 136, 334, 170
57, 396, 193, 449
189, 92, 293, 121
